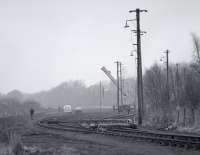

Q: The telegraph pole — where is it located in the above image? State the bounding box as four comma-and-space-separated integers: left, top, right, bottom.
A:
129, 8, 147, 126
176, 63, 180, 123
115, 61, 120, 113
165, 50, 170, 106
176, 63, 180, 99
119, 62, 123, 106
99, 81, 102, 113
183, 67, 186, 126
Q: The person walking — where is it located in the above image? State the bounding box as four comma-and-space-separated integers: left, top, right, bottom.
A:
30, 108, 34, 120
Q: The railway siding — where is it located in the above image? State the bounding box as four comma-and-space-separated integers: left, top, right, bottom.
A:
36, 116, 200, 150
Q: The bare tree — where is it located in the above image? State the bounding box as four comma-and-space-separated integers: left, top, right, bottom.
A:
144, 63, 171, 127
143, 62, 200, 127
184, 67, 200, 125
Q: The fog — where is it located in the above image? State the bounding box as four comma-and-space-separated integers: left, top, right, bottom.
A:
0, 0, 199, 93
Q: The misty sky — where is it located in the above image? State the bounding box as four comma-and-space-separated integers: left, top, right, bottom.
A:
0, 0, 199, 93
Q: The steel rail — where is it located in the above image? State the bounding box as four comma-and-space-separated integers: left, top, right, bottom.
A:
37, 118, 200, 150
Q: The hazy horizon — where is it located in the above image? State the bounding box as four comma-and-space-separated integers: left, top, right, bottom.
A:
0, 0, 199, 93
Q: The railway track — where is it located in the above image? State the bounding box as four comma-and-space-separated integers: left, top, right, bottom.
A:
107, 128, 200, 149
37, 116, 200, 150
